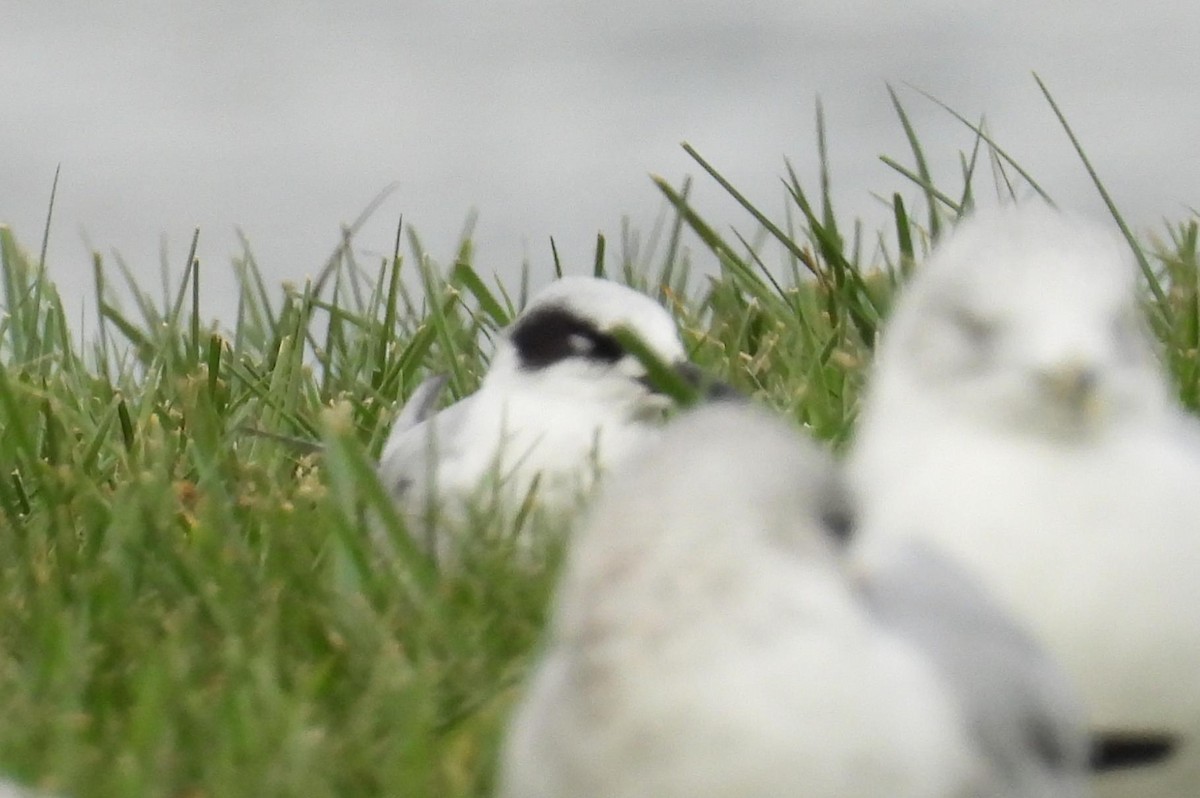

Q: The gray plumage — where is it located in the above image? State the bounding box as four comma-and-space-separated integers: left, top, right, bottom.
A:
376, 372, 453, 501
389, 373, 450, 445
857, 538, 1091, 798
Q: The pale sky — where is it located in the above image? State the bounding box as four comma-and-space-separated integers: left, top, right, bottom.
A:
4, 2, 1198, 325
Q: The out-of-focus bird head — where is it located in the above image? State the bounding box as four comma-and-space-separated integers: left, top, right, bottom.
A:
561, 401, 851, 602
871, 204, 1168, 441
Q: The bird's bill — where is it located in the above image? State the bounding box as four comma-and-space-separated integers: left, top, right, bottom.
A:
638, 362, 741, 404
1038, 361, 1106, 424
1042, 362, 1096, 401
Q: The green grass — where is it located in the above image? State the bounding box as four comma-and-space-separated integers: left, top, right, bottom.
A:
1, 79, 1199, 798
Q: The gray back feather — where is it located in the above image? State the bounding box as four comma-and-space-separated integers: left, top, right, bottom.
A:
392, 374, 450, 434
861, 540, 1091, 798
377, 374, 454, 500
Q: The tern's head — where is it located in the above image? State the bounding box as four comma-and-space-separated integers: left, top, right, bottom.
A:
869, 204, 1168, 439
488, 276, 692, 409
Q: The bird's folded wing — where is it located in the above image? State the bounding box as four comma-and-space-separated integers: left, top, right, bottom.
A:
860, 539, 1091, 794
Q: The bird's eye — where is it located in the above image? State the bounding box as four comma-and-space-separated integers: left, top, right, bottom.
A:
950, 308, 997, 347
567, 333, 594, 355
583, 330, 626, 364
820, 495, 855, 547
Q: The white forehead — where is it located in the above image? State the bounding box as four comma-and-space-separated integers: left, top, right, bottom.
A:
522, 276, 685, 359
907, 205, 1136, 317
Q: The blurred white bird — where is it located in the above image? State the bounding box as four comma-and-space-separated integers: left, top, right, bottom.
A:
497, 403, 983, 798
377, 276, 710, 551
848, 203, 1200, 797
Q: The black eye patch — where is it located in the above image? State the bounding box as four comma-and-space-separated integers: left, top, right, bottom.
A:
509, 305, 626, 370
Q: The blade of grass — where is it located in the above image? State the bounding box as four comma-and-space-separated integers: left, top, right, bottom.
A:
886, 84, 941, 238
1032, 72, 1169, 314
904, 82, 1055, 206
593, 233, 607, 278
38, 164, 61, 273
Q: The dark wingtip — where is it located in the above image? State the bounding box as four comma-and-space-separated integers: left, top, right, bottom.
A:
1090, 733, 1179, 771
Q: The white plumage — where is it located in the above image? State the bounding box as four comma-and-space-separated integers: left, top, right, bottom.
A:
498, 403, 983, 798
849, 203, 1200, 797
377, 276, 693, 548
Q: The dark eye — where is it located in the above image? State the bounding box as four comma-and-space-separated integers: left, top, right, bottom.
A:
950, 308, 997, 347
568, 331, 624, 363
820, 493, 855, 547
567, 334, 593, 355
510, 306, 626, 370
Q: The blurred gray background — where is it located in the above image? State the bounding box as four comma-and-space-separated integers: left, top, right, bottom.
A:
4, 2, 1198, 325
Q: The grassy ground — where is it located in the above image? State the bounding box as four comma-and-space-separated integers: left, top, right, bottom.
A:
2, 86, 1199, 798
